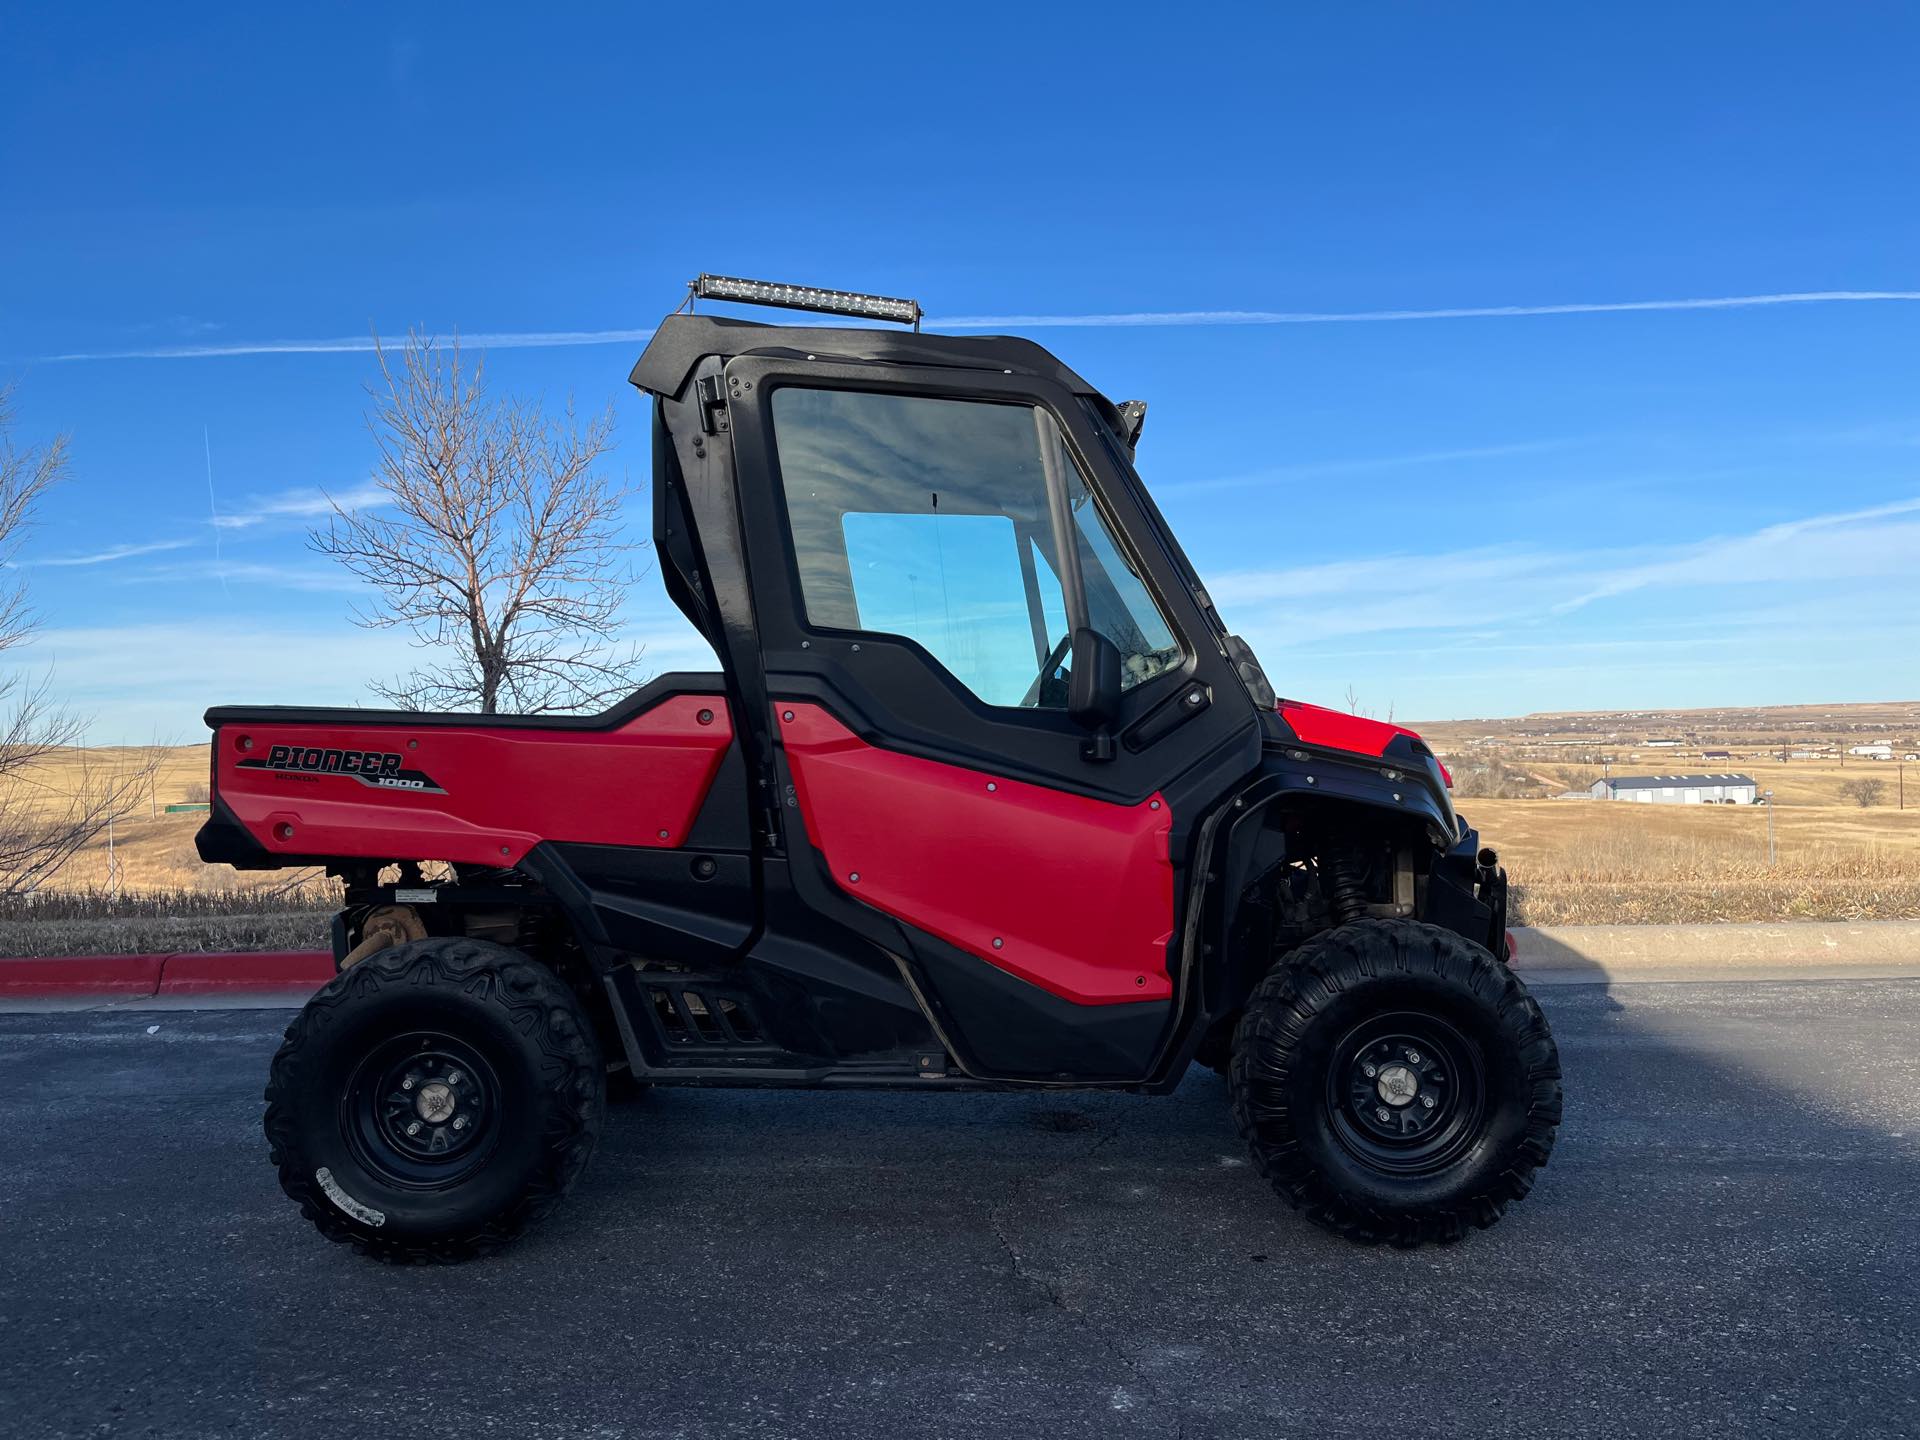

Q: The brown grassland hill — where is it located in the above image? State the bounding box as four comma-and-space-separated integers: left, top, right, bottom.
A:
0, 743, 335, 956
1413, 700, 1920, 925
2, 700, 1917, 952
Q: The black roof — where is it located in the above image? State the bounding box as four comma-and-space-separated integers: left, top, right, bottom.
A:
1602, 773, 1757, 790
629, 313, 1115, 415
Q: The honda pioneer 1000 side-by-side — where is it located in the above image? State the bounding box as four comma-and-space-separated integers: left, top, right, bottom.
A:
198, 276, 1560, 1261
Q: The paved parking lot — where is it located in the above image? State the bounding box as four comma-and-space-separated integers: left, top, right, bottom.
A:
3, 976, 1916, 1438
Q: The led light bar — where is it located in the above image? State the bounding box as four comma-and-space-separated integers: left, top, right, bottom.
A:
692, 274, 922, 329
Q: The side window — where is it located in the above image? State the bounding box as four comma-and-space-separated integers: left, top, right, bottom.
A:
841, 512, 1060, 707
771, 386, 1183, 707
1059, 455, 1184, 692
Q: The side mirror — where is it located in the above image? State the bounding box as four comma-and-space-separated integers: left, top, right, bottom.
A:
1068, 627, 1121, 760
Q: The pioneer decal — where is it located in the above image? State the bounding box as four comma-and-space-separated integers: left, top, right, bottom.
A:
237, 744, 447, 794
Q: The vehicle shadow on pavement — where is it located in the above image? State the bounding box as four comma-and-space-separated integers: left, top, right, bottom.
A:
507, 959, 1916, 1438
2, 978, 1917, 1440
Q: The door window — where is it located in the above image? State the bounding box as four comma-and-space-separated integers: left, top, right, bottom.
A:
1060, 458, 1184, 692
841, 511, 1057, 707
771, 386, 1183, 708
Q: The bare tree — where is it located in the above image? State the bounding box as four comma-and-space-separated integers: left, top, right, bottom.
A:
1839, 778, 1886, 809
0, 385, 161, 896
311, 333, 644, 714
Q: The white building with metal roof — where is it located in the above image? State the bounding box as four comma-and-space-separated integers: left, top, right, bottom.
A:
1589, 774, 1758, 805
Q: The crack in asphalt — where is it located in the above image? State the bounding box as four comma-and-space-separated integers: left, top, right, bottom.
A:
984, 1115, 1187, 1425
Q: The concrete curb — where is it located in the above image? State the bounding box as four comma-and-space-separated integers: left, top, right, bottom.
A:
0, 950, 332, 999
1511, 920, 1920, 984
3, 920, 1917, 1002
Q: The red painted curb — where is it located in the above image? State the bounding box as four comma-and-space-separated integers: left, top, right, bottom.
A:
0, 950, 332, 999
0, 954, 166, 995
157, 951, 334, 995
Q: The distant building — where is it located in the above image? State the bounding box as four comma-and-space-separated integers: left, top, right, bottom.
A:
1700, 749, 1732, 760
1589, 773, 1759, 805
1643, 739, 1683, 749
1848, 744, 1895, 760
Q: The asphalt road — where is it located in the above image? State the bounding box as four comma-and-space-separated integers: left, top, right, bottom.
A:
3, 977, 1917, 1440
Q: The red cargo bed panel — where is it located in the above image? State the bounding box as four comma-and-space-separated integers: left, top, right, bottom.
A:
212, 695, 732, 867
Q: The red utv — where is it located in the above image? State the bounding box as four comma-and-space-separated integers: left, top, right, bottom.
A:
198, 276, 1560, 1260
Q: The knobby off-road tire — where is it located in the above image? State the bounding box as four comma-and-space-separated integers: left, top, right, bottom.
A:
1229, 919, 1560, 1246
264, 937, 606, 1262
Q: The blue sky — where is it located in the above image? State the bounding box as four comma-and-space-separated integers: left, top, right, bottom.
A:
3, 4, 1918, 741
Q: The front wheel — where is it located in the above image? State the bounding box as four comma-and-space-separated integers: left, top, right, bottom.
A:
264, 937, 606, 1262
1229, 919, 1560, 1246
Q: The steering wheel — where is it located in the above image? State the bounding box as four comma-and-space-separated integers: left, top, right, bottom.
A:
1018, 632, 1075, 708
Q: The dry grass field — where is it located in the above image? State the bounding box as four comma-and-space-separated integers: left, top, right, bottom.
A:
1418, 701, 1920, 925
0, 744, 336, 954
12, 743, 260, 894
2, 700, 1917, 951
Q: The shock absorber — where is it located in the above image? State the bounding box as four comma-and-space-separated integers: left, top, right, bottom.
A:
1323, 845, 1369, 928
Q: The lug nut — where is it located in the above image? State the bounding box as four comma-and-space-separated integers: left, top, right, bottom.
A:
1362, 1063, 1377, 1078
401, 1077, 415, 1091
1375, 1106, 1392, 1123
1421, 1095, 1436, 1109
453, 1116, 468, 1131
406, 1121, 422, 1136
446, 1071, 462, 1086
1405, 1049, 1422, 1064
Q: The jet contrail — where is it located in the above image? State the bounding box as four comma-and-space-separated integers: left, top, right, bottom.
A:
204, 425, 229, 600
48, 328, 660, 362
929, 289, 1920, 329
38, 290, 1920, 360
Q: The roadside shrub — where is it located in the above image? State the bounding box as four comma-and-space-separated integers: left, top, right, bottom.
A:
0, 881, 337, 957
1446, 747, 1547, 799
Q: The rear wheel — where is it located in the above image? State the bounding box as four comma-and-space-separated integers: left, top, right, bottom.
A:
264, 937, 605, 1262
1229, 918, 1560, 1246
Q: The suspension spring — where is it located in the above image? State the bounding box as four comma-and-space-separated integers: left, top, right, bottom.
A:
1324, 846, 1369, 927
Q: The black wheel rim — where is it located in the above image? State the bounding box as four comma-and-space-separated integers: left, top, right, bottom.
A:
1324, 1010, 1487, 1177
342, 1030, 503, 1189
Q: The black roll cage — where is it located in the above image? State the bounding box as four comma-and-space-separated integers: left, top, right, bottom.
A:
614, 312, 1475, 1089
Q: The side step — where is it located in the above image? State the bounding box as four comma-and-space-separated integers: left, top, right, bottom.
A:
604, 965, 964, 1087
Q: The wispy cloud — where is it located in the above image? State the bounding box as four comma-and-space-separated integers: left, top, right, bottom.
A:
1548, 496, 1920, 615
37, 290, 1920, 362
1, 617, 717, 743
1208, 494, 1920, 645
30, 538, 197, 567
121, 560, 368, 593
211, 482, 386, 530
